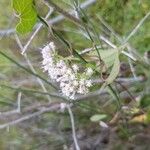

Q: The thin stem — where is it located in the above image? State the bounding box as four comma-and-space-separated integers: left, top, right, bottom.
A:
123, 11, 150, 44
0, 51, 57, 89
45, 0, 83, 26
108, 85, 121, 110
0, 84, 65, 100
15, 34, 52, 102
21, 8, 53, 54
67, 104, 80, 150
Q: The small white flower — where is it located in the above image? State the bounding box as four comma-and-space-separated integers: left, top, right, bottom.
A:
70, 93, 75, 100
70, 74, 76, 80
65, 91, 70, 97
78, 85, 84, 94
60, 82, 66, 88
48, 42, 55, 52
69, 86, 74, 93
72, 64, 79, 72
56, 60, 65, 68
60, 103, 67, 112
86, 80, 92, 87
66, 68, 72, 75
86, 68, 93, 76
60, 66, 67, 74
72, 80, 79, 86
79, 79, 85, 85
59, 74, 69, 82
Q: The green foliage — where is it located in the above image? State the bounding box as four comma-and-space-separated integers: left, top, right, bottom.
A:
140, 96, 150, 108
90, 114, 107, 122
90, 49, 120, 84
90, 0, 150, 53
100, 49, 119, 68
12, 0, 37, 34
105, 50, 120, 84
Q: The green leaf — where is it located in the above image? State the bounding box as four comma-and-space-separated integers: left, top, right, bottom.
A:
140, 96, 150, 108
100, 49, 118, 68
90, 114, 107, 122
12, 0, 37, 34
89, 49, 120, 84
12, 0, 33, 13
105, 51, 120, 84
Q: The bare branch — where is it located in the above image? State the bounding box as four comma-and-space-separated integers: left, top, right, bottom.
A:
0, 103, 61, 129
45, 0, 82, 26
0, 92, 22, 116
15, 33, 52, 102
67, 104, 80, 150
92, 76, 144, 84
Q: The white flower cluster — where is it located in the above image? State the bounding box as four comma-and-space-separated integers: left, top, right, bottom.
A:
41, 42, 93, 100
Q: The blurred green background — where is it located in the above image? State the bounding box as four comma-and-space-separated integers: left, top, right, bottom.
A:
0, 0, 150, 149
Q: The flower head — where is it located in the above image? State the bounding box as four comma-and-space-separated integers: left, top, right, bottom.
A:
42, 42, 93, 100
